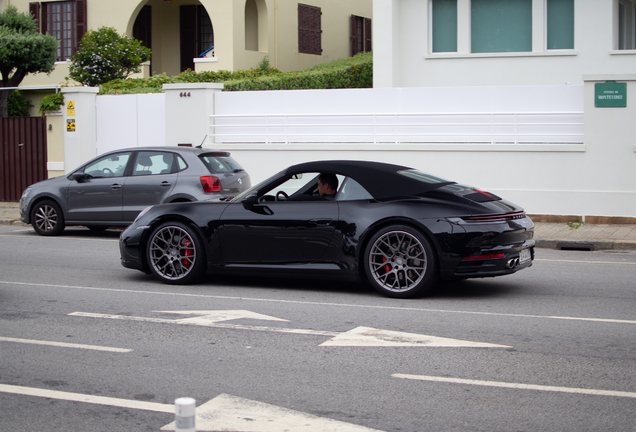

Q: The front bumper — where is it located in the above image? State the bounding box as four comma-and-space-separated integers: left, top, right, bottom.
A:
119, 225, 146, 271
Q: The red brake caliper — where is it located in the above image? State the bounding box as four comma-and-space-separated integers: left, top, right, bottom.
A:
382, 256, 391, 273
182, 239, 192, 268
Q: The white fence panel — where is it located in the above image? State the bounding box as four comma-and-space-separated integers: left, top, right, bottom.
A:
96, 94, 165, 155
211, 86, 584, 145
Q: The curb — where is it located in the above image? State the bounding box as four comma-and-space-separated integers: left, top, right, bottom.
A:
535, 239, 636, 251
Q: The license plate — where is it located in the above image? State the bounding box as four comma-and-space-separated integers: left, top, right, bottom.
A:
519, 248, 532, 264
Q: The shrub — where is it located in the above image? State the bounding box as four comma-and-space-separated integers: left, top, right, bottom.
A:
69, 27, 151, 87
8, 90, 33, 116
38, 92, 64, 115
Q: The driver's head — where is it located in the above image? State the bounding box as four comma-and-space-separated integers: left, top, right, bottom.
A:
318, 173, 338, 196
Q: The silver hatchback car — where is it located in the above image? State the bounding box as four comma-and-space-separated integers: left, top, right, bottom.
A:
20, 146, 251, 236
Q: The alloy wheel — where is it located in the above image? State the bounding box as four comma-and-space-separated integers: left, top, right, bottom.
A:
148, 225, 197, 281
368, 230, 428, 294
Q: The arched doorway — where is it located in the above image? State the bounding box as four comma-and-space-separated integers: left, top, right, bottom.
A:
129, 0, 214, 75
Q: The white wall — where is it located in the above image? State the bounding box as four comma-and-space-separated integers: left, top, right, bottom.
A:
96, 94, 166, 155
88, 82, 636, 219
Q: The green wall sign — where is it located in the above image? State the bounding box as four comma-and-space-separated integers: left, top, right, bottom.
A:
595, 81, 627, 108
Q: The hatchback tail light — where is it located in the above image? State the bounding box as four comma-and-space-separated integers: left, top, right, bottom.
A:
200, 176, 221, 193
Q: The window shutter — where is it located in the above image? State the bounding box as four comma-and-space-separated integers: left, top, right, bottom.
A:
298, 4, 321, 55
75, 0, 87, 54
41, 2, 48, 35
350, 15, 356, 56
364, 18, 372, 52
29, 3, 41, 33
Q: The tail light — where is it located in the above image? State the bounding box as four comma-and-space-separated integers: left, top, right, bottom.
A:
200, 176, 221, 193
463, 212, 526, 222
462, 253, 505, 261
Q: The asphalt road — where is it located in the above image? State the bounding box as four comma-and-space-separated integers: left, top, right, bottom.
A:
1, 224, 635, 432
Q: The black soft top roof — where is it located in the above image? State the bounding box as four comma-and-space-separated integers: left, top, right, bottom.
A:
284, 160, 455, 200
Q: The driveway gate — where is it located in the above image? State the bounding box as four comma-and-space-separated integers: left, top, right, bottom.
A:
0, 117, 47, 201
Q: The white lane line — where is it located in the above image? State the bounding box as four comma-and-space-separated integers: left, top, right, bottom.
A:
535, 258, 636, 265
0, 384, 173, 413
393, 374, 636, 399
2, 280, 636, 325
0, 336, 132, 353
0, 234, 118, 242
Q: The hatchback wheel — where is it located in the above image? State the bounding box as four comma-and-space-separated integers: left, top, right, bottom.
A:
31, 200, 65, 236
364, 225, 437, 298
146, 221, 206, 284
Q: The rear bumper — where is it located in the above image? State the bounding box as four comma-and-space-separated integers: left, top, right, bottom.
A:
445, 242, 535, 279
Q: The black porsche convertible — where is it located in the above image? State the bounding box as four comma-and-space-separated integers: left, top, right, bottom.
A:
119, 160, 535, 298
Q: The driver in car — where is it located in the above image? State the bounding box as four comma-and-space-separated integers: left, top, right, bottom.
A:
316, 173, 338, 200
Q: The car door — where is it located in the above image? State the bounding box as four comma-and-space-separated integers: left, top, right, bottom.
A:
218, 199, 339, 265
122, 151, 179, 222
66, 152, 132, 222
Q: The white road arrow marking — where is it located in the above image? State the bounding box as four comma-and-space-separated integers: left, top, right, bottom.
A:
320, 326, 511, 348
161, 393, 384, 432
0, 385, 384, 432
69, 312, 509, 348
155, 310, 289, 324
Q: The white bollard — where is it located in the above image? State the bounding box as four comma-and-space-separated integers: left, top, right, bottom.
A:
175, 397, 196, 432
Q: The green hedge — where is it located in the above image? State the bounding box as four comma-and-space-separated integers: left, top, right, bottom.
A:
98, 52, 372, 94
223, 62, 372, 91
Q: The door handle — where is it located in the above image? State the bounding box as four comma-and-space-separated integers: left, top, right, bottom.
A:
310, 219, 332, 226
160, 181, 171, 187
111, 184, 122, 189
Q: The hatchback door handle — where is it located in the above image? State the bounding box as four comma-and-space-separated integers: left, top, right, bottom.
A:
161, 181, 171, 187
111, 184, 122, 189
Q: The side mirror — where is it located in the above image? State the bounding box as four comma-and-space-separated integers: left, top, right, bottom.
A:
242, 194, 258, 210
71, 172, 90, 182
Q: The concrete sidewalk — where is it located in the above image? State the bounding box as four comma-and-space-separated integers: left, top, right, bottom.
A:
2, 201, 635, 251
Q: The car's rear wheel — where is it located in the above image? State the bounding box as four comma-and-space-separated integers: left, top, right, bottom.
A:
146, 221, 206, 284
364, 225, 437, 298
31, 200, 65, 236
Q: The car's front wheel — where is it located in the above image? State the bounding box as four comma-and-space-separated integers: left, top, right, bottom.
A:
146, 221, 206, 284
31, 200, 65, 236
364, 225, 437, 298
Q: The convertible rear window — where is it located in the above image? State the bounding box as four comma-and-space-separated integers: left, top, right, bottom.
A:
397, 169, 450, 184
200, 153, 245, 174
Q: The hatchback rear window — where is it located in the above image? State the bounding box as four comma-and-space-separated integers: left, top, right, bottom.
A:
200, 153, 245, 174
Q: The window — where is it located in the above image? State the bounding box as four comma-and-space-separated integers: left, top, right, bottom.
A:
618, 0, 636, 49
338, 178, 373, 201
432, 0, 457, 53
350, 15, 372, 56
83, 153, 131, 179
431, 0, 576, 54
245, 0, 259, 51
180, 5, 214, 72
298, 4, 322, 55
471, 0, 532, 53
547, 0, 574, 50
132, 152, 175, 176
29, 0, 87, 62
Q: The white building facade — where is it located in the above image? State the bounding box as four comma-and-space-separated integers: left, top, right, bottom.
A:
373, 0, 636, 88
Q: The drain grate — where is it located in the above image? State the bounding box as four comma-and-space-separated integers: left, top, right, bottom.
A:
557, 243, 594, 251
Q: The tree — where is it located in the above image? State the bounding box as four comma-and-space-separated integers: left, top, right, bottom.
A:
69, 27, 151, 87
0, 6, 57, 117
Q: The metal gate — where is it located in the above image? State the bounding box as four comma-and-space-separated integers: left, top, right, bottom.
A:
0, 117, 48, 202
